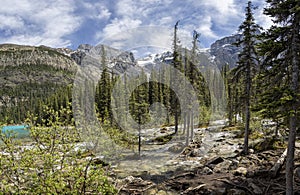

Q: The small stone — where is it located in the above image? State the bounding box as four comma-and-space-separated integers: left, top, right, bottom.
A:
216, 188, 227, 194
202, 166, 213, 175
145, 188, 158, 195
249, 182, 263, 194
157, 190, 167, 195
213, 159, 232, 173
234, 167, 247, 176
190, 149, 200, 157
168, 143, 184, 153
160, 127, 167, 133
124, 176, 135, 183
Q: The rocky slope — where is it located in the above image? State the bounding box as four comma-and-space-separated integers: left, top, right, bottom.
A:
0, 44, 78, 87
209, 34, 242, 69
71, 44, 137, 74
0, 44, 78, 112
0, 44, 77, 71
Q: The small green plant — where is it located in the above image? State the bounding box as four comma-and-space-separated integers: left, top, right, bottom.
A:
249, 117, 264, 139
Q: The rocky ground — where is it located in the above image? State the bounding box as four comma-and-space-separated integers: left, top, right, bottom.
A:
111, 126, 300, 195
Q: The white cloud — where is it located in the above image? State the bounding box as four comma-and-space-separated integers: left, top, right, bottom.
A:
202, 0, 238, 16
82, 2, 111, 20
0, 0, 81, 48
253, 2, 273, 30
0, 15, 24, 30
98, 17, 142, 41
4, 34, 71, 48
115, 0, 167, 18
0, 0, 274, 50
187, 0, 240, 24
100, 26, 172, 57
195, 16, 217, 38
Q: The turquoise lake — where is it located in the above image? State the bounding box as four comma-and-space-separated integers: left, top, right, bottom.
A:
1, 125, 30, 138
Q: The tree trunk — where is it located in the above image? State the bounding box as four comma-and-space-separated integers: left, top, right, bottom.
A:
175, 110, 178, 134
138, 124, 141, 157
186, 112, 190, 146
228, 82, 233, 126
243, 61, 251, 155
166, 109, 170, 124
183, 111, 186, 135
286, 17, 299, 194
191, 111, 194, 141
275, 119, 279, 137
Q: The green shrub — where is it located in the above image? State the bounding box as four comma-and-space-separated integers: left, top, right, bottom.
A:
0, 106, 117, 194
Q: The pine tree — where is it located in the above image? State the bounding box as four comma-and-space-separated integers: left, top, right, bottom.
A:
94, 46, 112, 123
233, 1, 260, 154
258, 1, 300, 193
161, 66, 171, 124
98, 67, 111, 123
130, 70, 149, 156
222, 64, 234, 126
149, 69, 159, 106
171, 21, 181, 134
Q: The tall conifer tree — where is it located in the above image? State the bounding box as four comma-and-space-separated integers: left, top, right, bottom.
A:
234, 1, 260, 154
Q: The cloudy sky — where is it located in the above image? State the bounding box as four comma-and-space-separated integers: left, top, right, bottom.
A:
0, 0, 272, 53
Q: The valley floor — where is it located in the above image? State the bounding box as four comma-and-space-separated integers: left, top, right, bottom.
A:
113, 126, 300, 195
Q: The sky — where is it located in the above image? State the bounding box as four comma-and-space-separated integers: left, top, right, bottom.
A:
0, 0, 272, 55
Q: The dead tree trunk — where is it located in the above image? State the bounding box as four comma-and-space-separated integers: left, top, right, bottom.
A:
270, 148, 287, 178
191, 111, 194, 141
186, 112, 190, 146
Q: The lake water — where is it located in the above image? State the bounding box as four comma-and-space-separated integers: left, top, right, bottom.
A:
1, 125, 30, 138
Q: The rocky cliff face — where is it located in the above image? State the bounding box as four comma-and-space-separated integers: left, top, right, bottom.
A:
136, 34, 243, 73
0, 44, 77, 71
0, 44, 78, 89
209, 34, 242, 69
71, 44, 136, 74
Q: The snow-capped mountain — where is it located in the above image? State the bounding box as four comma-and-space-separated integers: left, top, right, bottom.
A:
136, 33, 242, 73
70, 33, 242, 76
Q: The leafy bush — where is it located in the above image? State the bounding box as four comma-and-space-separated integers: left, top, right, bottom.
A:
0, 106, 117, 194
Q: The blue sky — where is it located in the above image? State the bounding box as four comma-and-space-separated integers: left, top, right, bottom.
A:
0, 0, 272, 52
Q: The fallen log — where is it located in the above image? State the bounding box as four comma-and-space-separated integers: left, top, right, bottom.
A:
269, 148, 287, 178
183, 184, 206, 194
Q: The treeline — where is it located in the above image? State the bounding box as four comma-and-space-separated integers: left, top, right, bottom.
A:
0, 83, 72, 125
88, 47, 214, 131
0, 63, 74, 124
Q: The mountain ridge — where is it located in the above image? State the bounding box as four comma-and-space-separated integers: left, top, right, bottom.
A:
0, 33, 242, 87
